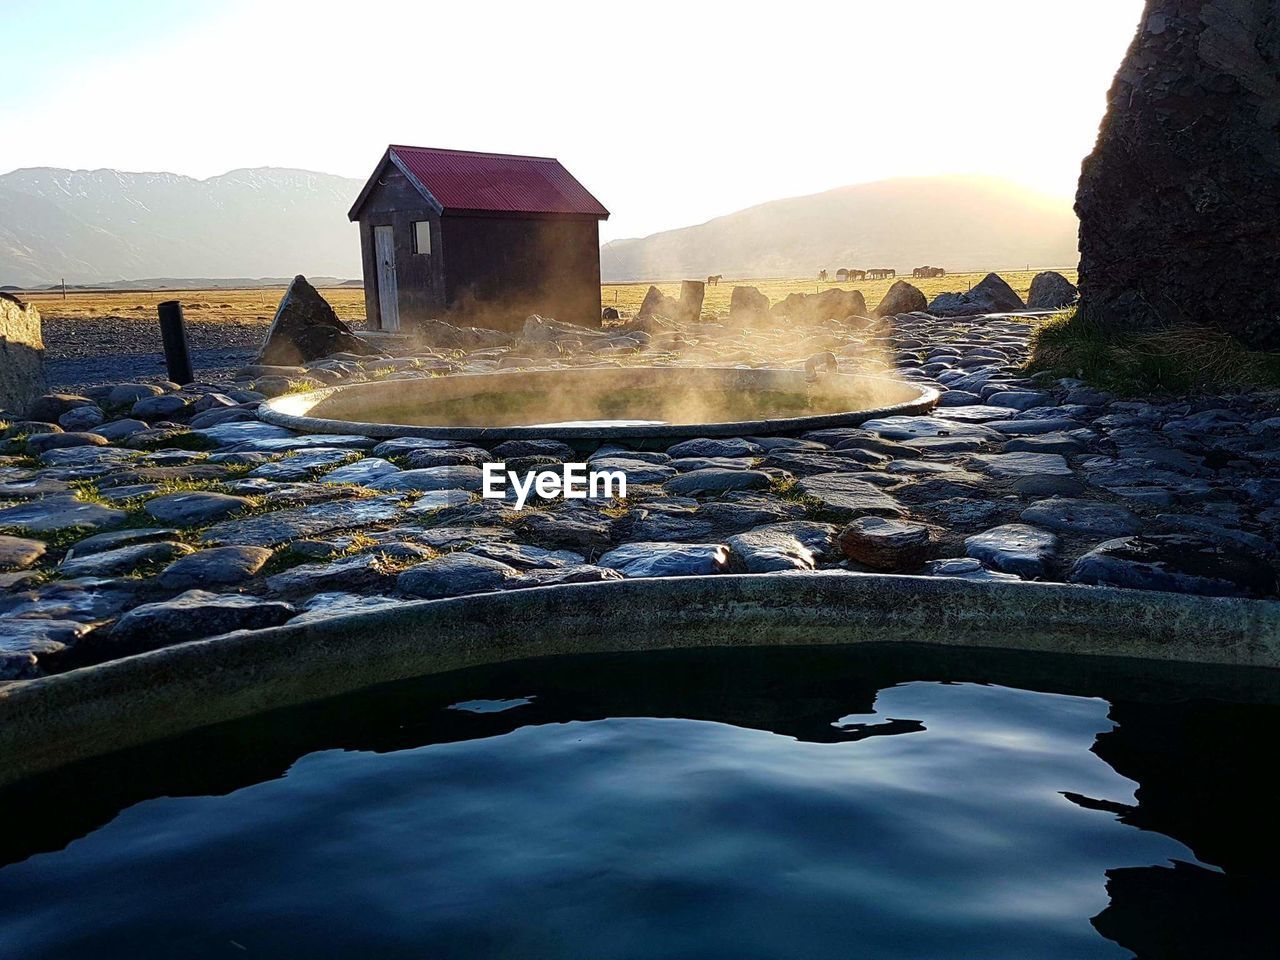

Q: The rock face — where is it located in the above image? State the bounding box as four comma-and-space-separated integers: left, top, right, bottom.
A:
1026, 271, 1078, 310
927, 273, 1025, 317
255, 276, 377, 365
874, 280, 928, 318
0, 293, 48, 416
1076, 1, 1280, 347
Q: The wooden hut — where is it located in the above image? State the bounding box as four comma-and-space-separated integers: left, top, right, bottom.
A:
348, 145, 609, 331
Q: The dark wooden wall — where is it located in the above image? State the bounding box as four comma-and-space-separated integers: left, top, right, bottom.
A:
439, 215, 602, 330
355, 166, 444, 330
355, 163, 603, 332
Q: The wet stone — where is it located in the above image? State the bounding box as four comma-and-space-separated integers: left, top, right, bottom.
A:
465, 542, 586, 569
0, 578, 138, 622
397, 553, 522, 599
25, 431, 108, 454
666, 437, 764, 459
145, 492, 254, 526
964, 523, 1059, 578
1, 620, 93, 680
247, 448, 361, 482
922, 558, 1022, 582
59, 540, 193, 578
370, 465, 485, 493
158, 545, 274, 590
200, 496, 405, 547
1069, 535, 1277, 599
725, 527, 817, 572
266, 553, 398, 596
1019, 498, 1142, 538
101, 591, 297, 657
321, 457, 400, 486
64, 527, 181, 558
0, 496, 128, 534
597, 541, 731, 578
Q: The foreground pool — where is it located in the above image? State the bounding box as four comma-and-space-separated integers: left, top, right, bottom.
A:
0, 646, 1276, 958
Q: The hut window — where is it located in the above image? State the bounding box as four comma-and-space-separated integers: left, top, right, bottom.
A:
413, 221, 432, 255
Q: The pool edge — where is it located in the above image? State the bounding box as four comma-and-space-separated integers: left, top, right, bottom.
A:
1, 573, 1278, 788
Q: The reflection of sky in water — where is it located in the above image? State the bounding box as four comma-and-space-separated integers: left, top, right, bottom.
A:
0, 682, 1210, 959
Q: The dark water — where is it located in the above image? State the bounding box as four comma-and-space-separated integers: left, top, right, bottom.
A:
1, 645, 1278, 959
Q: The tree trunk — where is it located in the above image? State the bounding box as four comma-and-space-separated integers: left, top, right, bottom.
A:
1076, 0, 1280, 347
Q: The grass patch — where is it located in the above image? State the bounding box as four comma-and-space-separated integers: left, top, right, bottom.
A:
1027, 309, 1280, 395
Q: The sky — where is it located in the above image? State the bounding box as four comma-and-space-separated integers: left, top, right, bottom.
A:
0, 0, 1146, 243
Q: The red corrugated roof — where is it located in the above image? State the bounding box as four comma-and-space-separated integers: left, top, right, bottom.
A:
387, 145, 608, 218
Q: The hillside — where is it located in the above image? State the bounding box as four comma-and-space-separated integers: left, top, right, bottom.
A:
0, 167, 363, 287
600, 176, 1078, 281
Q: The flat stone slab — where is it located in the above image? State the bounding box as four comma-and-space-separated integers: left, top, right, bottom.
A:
145, 492, 254, 526
0, 534, 46, 571
725, 527, 817, 572
597, 541, 731, 578
666, 437, 763, 459
965, 523, 1059, 578
1020, 498, 1142, 538
0, 496, 128, 534
246, 448, 361, 481
101, 590, 297, 657
59, 540, 193, 578
369, 465, 485, 493
1, 620, 92, 681
397, 553, 522, 599
588, 457, 677, 485
861, 416, 1002, 442
664, 468, 773, 497
921, 557, 1021, 582
969, 452, 1073, 479
1069, 534, 1277, 599
158, 546, 273, 590
191, 422, 296, 447
796, 473, 907, 520
320, 457, 401, 486
200, 496, 405, 547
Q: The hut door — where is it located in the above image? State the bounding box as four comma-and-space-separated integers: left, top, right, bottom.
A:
374, 225, 400, 330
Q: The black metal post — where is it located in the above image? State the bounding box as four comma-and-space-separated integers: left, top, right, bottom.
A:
157, 300, 194, 385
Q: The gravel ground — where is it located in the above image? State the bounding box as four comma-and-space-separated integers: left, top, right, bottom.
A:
41, 315, 268, 390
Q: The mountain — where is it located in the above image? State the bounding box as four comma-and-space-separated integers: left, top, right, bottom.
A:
0, 167, 363, 287
600, 175, 1079, 281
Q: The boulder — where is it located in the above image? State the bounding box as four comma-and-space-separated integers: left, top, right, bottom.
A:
927, 273, 1025, 317
773, 288, 868, 323
255, 275, 377, 365
837, 516, 937, 571
1076, 0, 1280, 347
873, 280, 928, 318
728, 286, 771, 324
637, 282, 704, 323
0, 293, 47, 416
1026, 271, 1078, 310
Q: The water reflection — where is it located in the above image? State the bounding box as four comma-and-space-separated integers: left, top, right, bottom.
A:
0, 644, 1277, 957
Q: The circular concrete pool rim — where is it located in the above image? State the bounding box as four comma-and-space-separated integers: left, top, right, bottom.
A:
1, 574, 1278, 788
257, 366, 940, 441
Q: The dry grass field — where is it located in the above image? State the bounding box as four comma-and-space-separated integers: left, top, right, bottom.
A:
22, 270, 1076, 334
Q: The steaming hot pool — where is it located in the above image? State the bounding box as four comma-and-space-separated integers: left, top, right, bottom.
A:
258, 366, 938, 441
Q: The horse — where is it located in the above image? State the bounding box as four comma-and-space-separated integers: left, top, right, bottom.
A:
706, 274, 723, 286
818, 269, 829, 282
